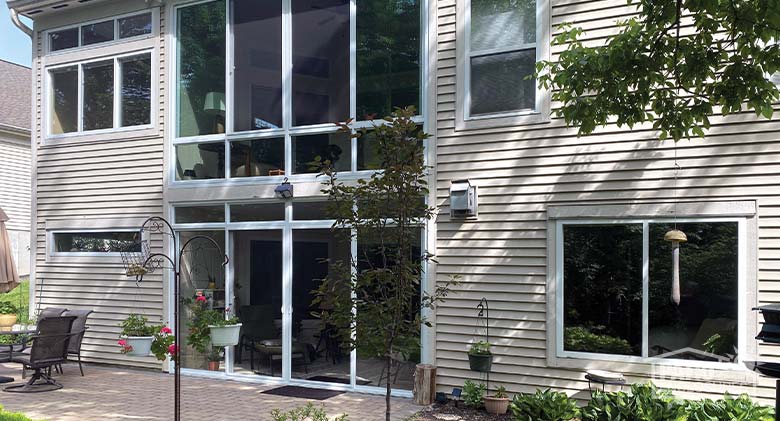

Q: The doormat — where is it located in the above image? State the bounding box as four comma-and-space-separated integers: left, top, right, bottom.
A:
306, 375, 372, 385
262, 385, 344, 400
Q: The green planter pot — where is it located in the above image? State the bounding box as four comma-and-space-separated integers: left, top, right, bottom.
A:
468, 353, 492, 372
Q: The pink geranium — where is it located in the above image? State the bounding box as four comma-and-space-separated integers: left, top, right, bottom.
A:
195, 295, 207, 303
160, 326, 172, 334
118, 339, 127, 346
168, 344, 179, 356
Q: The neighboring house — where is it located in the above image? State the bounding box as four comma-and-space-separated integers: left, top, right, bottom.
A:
0, 59, 31, 278
7, 0, 779, 404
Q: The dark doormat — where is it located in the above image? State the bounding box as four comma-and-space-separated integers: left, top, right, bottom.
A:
305, 375, 372, 385
262, 385, 344, 400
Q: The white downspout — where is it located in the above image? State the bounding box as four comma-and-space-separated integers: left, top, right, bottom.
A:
9, 8, 33, 38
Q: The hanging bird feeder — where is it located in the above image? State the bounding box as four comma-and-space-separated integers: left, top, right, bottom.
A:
664, 229, 687, 305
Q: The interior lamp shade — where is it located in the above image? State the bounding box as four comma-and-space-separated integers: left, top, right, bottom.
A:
203, 92, 226, 115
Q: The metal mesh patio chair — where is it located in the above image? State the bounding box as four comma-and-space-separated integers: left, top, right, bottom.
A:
37, 307, 67, 320
56, 309, 93, 376
4, 316, 76, 393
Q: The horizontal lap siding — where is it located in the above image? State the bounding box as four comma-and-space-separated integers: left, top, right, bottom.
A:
31, 7, 166, 369
0, 137, 31, 233
434, 0, 779, 403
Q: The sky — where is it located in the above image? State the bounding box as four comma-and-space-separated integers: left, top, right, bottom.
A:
0, 3, 32, 67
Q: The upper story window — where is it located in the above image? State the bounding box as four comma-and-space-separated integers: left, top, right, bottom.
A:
48, 12, 152, 53
44, 10, 158, 140
456, 0, 549, 130
173, 0, 422, 181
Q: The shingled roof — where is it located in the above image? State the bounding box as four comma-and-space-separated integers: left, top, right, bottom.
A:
0, 59, 30, 131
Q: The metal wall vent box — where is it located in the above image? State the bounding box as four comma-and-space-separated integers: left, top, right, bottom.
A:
450, 180, 477, 218
755, 304, 780, 343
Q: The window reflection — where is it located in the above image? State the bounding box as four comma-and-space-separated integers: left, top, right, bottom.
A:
50, 28, 79, 51
292, 132, 351, 173
232, 0, 283, 132
121, 55, 152, 127
83, 61, 114, 131
118, 13, 153, 38
176, 142, 226, 180
292, 0, 350, 126
50, 67, 78, 135
81, 20, 115, 46
230, 138, 285, 177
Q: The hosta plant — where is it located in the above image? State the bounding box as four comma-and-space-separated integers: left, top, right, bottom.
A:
510, 388, 579, 421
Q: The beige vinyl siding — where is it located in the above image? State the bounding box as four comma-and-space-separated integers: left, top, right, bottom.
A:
31, 3, 165, 369
0, 133, 31, 276
433, 0, 780, 404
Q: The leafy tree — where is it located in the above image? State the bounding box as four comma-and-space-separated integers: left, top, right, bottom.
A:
537, 0, 780, 141
313, 107, 456, 421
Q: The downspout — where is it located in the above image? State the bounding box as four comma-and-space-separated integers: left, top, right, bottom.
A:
9, 8, 33, 38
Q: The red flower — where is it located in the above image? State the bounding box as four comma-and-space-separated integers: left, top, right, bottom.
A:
160, 326, 172, 334
168, 344, 179, 355
195, 295, 207, 303
118, 339, 127, 346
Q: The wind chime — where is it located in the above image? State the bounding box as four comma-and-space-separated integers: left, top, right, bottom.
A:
665, 144, 686, 306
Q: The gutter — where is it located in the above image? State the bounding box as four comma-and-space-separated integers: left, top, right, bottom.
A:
9, 7, 33, 38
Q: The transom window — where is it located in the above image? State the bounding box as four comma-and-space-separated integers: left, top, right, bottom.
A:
557, 219, 744, 366
48, 53, 153, 136
173, 0, 422, 181
51, 231, 140, 255
48, 12, 153, 53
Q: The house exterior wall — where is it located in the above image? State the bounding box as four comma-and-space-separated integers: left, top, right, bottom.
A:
30, 0, 165, 368
432, 0, 779, 404
0, 132, 31, 276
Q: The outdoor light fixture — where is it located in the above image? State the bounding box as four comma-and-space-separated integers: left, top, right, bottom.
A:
275, 178, 294, 199
450, 179, 477, 218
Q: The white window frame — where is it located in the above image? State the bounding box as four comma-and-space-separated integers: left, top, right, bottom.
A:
168, 0, 427, 187
455, 0, 550, 131
45, 10, 157, 55
546, 202, 759, 380
47, 228, 142, 258
44, 48, 157, 141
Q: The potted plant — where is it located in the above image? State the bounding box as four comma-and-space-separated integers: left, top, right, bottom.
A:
206, 346, 222, 371
468, 340, 492, 372
189, 295, 242, 348
0, 302, 18, 329
118, 314, 176, 360
484, 385, 510, 415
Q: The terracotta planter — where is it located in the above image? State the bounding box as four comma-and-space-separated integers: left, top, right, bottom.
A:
207, 360, 221, 371
208, 323, 242, 347
468, 353, 492, 372
124, 336, 154, 357
484, 396, 510, 415
0, 314, 17, 329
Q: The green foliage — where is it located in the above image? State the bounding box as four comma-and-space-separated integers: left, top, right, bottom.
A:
0, 302, 17, 315
510, 389, 579, 421
468, 340, 491, 355
120, 314, 158, 337
685, 394, 774, 421
582, 383, 685, 421
494, 385, 508, 399
0, 405, 39, 421
564, 326, 634, 355
536, 1, 780, 141
270, 403, 348, 421
150, 328, 176, 363
462, 380, 486, 409
0, 279, 29, 324
312, 107, 457, 420
185, 296, 238, 354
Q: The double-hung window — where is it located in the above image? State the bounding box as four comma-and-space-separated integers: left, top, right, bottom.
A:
172, 0, 423, 182
553, 214, 750, 368
44, 10, 158, 140
457, 0, 549, 129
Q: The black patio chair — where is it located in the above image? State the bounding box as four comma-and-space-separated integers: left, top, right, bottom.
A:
37, 307, 67, 320
56, 309, 93, 376
4, 316, 76, 393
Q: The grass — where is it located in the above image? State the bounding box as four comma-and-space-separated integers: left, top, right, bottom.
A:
0, 405, 40, 421
0, 278, 30, 324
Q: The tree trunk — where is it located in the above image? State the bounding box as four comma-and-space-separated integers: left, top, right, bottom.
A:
386, 355, 392, 421
413, 364, 436, 405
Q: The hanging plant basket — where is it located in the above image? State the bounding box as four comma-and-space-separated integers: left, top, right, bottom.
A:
468, 353, 492, 372
124, 336, 154, 357
208, 323, 242, 347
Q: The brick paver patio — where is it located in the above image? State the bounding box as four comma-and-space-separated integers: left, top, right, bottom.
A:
0, 362, 421, 420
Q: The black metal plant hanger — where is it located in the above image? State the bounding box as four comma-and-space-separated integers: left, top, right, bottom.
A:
121, 216, 229, 421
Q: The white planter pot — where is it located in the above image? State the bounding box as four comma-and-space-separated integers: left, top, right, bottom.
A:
208, 324, 242, 347
124, 336, 154, 357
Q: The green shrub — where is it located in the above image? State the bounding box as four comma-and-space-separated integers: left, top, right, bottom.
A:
685, 393, 773, 421
0, 405, 39, 421
564, 326, 634, 355
270, 403, 347, 421
462, 380, 486, 408
510, 388, 579, 421
0, 302, 18, 315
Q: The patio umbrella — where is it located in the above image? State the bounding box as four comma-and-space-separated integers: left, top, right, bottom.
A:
0, 208, 19, 293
